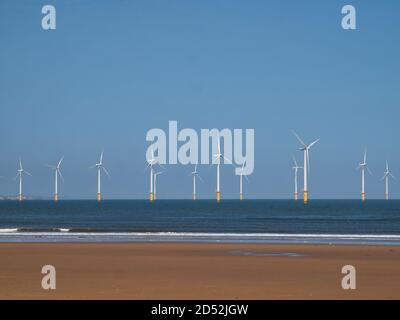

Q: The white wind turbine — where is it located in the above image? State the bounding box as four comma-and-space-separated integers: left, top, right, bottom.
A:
357, 149, 372, 202
47, 156, 64, 202
146, 148, 156, 202
382, 161, 396, 200
191, 164, 203, 200
153, 170, 163, 201
211, 139, 230, 202
16, 158, 32, 201
292, 156, 303, 201
91, 151, 110, 202
236, 160, 249, 200
146, 147, 163, 202
292, 131, 320, 204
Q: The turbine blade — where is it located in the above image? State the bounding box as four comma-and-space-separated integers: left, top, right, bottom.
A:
24, 170, 32, 177
364, 149, 367, 164
58, 169, 64, 183
366, 166, 373, 176
58, 156, 64, 168
292, 156, 298, 167
100, 151, 104, 164
222, 155, 232, 164
158, 163, 165, 169
210, 154, 221, 166
102, 166, 110, 177
292, 130, 306, 147
308, 138, 320, 149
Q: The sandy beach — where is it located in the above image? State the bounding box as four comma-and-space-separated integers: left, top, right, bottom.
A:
0, 243, 399, 300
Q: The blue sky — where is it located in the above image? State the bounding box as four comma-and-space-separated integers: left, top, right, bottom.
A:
0, 0, 399, 199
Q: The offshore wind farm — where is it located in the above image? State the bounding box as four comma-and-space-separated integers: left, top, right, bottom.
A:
1, 137, 399, 202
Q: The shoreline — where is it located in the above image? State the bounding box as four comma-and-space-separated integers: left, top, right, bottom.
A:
0, 242, 399, 299
1, 231, 400, 245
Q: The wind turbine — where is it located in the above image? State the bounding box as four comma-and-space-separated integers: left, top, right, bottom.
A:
292, 156, 303, 201
292, 131, 320, 204
47, 156, 64, 202
236, 160, 249, 200
153, 170, 163, 201
191, 164, 203, 200
212, 139, 230, 202
16, 158, 32, 201
91, 151, 110, 202
357, 149, 372, 202
146, 148, 157, 202
382, 161, 396, 200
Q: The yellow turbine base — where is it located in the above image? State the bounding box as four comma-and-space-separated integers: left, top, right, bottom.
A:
294, 192, 298, 201
240, 193, 243, 201
361, 192, 365, 202
54, 193, 58, 202
216, 192, 221, 202
303, 191, 308, 204
193, 193, 196, 201
385, 193, 389, 201
150, 192, 154, 202
18, 194, 23, 202
97, 192, 101, 202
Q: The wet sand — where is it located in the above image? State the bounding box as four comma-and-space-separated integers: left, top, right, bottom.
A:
0, 243, 399, 299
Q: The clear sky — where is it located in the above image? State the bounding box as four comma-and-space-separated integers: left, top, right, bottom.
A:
0, 0, 399, 199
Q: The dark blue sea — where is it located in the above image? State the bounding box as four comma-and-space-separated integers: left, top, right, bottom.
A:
0, 200, 400, 244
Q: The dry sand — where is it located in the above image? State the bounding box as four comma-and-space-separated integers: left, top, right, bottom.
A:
0, 243, 399, 299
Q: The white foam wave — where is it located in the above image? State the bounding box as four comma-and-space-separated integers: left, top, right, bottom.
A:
0, 231, 400, 238
0, 228, 19, 233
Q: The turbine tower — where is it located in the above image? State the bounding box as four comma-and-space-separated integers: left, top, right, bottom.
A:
16, 158, 32, 201
292, 131, 319, 204
292, 156, 303, 201
153, 170, 163, 201
47, 156, 64, 202
357, 149, 372, 202
191, 164, 202, 200
146, 148, 157, 202
92, 151, 110, 202
382, 161, 396, 200
237, 160, 248, 200
212, 139, 230, 202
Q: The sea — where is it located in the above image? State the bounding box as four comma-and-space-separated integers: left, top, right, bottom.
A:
0, 200, 400, 245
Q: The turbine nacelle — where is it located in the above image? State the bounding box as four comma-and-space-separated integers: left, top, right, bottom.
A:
92, 151, 110, 177
16, 159, 32, 177
382, 161, 396, 181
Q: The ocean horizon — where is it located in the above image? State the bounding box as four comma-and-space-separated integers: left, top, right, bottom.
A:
0, 199, 399, 245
